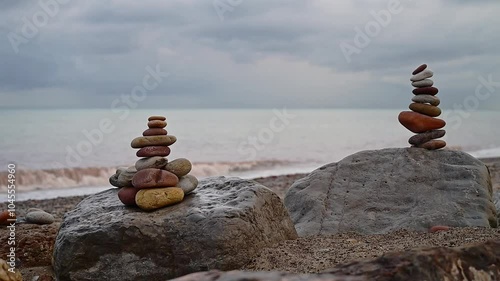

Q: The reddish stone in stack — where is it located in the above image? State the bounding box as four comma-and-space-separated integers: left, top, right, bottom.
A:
398, 64, 446, 150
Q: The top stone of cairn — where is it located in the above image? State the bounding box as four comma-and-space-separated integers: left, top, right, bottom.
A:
148, 115, 166, 121
412, 64, 427, 75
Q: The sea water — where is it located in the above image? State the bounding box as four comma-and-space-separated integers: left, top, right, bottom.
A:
0, 108, 499, 199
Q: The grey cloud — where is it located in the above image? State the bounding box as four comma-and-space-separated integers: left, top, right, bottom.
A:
0, 0, 499, 109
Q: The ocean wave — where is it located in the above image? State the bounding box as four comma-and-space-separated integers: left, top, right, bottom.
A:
0, 160, 297, 191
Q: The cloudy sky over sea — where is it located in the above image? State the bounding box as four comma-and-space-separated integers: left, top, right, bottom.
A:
1, 0, 499, 109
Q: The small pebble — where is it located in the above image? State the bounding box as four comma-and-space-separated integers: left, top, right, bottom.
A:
147, 120, 167, 129
177, 175, 199, 195
164, 158, 192, 178
412, 79, 434, 88
429, 225, 450, 233
136, 146, 171, 157
135, 156, 168, 171
135, 187, 184, 211
142, 128, 168, 136
410, 69, 433, 82
131, 135, 177, 148
412, 87, 438, 96
409, 103, 441, 117
148, 115, 166, 121
26, 210, 55, 225
412, 64, 427, 75
417, 140, 447, 150
412, 94, 440, 106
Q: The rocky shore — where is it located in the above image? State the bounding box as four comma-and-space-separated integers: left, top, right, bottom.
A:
0, 157, 499, 280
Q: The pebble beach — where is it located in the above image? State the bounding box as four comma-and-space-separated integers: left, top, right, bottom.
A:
1, 157, 499, 280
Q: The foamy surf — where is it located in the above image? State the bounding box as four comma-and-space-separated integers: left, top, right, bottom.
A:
0, 159, 310, 192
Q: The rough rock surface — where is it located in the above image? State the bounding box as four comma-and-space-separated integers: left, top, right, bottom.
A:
285, 148, 497, 236
172, 239, 500, 281
53, 176, 297, 281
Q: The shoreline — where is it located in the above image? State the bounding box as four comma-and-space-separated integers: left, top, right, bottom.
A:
2, 156, 499, 199
1, 158, 499, 280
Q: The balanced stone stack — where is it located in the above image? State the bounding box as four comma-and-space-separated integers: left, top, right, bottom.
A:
398, 64, 446, 150
109, 115, 199, 211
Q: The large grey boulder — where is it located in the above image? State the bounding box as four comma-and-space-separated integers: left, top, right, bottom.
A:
494, 190, 500, 220
285, 148, 497, 236
53, 177, 297, 281
171, 239, 500, 281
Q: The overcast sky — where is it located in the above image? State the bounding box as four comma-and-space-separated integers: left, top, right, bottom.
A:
0, 0, 499, 109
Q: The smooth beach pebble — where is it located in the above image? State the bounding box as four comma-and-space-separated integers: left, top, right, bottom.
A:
118, 187, 140, 206
26, 211, 55, 225
413, 87, 439, 96
164, 158, 192, 178
142, 128, 168, 136
418, 140, 447, 150
409, 103, 441, 117
135, 187, 184, 211
412, 94, 440, 106
109, 167, 127, 187
412, 64, 427, 75
147, 120, 167, 129
131, 135, 177, 148
410, 69, 433, 82
398, 111, 446, 133
132, 168, 179, 189
429, 225, 450, 233
411, 79, 433, 88
135, 156, 168, 171
148, 115, 166, 121
408, 130, 446, 146
177, 174, 199, 195
0, 211, 15, 225
136, 146, 171, 157
116, 166, 137, 187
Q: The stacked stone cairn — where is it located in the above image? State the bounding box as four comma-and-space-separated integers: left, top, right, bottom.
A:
398, 64, 446, 150
109, 115, 199, 211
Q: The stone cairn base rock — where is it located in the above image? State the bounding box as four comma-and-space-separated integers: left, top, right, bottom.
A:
399, 64, 446, 150
170, 239, 500, 281
53, 176, 298, 281
284, 148, 498, 236
109, 115, 199, 211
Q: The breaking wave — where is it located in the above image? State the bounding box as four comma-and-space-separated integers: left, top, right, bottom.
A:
0, 160, 299, 191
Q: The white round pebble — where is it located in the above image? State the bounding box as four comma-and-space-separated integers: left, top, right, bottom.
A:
26, 211, 55, 225
412, 94, 440, 106
412, 79, 433, 87
177, 174, 198, 195
410, 69, 433, 82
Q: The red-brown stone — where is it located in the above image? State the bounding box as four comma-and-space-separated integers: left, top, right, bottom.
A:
131, 168, 179, 189
148, 115, 166, 121
118, 187, 140, 206
429, 225, 450, 233
0, 210, 15, 225
398, 111, 446, 133
412, 87, 439, 96
412, 64, 427, 75
148, 120, 167, 128
136, 146, 171, 157
418, 140, 447, 150
143, 128, 168, 136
